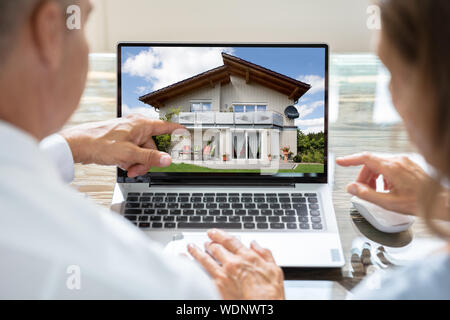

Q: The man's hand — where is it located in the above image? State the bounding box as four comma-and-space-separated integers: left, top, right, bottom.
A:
336, 152, 431, 215
60, 114, 184, 177
188, 229, 285, 300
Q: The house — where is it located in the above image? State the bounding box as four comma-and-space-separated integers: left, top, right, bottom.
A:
139, 53, 310, 166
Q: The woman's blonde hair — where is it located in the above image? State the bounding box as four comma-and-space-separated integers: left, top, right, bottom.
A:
379, 0, 450, 239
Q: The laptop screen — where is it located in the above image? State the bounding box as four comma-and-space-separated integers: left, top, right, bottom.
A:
117, 44, 328, 184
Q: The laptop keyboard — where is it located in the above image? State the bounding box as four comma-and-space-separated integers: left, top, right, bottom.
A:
122, 192, 324, 231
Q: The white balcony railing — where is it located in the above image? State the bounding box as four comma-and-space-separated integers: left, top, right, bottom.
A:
173, 111, 284, 127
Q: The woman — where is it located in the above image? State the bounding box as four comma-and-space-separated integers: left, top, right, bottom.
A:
188, 0, 450, 299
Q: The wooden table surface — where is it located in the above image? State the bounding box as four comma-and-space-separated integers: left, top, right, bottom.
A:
68, 53, 434, 299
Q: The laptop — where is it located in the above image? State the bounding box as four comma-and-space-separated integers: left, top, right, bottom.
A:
111, 43, 344, 267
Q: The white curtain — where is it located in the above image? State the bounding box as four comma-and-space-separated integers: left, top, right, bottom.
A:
248, 132, 259, 159
234, 133, 245, 159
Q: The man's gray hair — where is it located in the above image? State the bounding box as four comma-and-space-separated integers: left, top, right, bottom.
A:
0, 0, 75, 63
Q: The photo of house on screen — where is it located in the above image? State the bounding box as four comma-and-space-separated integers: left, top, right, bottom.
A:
139, 53, 311, 167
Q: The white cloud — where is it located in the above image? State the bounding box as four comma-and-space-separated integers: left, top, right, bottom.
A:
297, 74, 325, 94
295, 117, 324, 134
295, 100, 324, 119
123, 47, 234, 92
135, 86, 149, 94
122, 104, 160, 120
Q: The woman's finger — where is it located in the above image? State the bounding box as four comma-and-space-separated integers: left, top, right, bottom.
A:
347, 182, 395, 209
207, 229, 248, 255
336, 153, 386, 175
206, 242, 235, 265
187, 243, 222, 277
250, 241, 276, 263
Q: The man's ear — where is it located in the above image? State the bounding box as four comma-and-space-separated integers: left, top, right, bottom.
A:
31, 1, 66, 70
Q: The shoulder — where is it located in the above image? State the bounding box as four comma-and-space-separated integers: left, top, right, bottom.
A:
352, 253, 450, 300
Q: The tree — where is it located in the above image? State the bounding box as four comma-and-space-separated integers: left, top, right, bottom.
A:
154, 107, 181, 153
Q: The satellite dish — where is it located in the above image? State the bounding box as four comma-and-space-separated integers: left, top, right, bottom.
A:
284, 105, 299, 119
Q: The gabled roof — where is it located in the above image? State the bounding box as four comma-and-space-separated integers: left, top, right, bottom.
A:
139, 53, 311, 108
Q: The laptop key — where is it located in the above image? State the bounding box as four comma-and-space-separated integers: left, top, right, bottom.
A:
126, 196, 138, 202
308, 198, 318, 203
141, 203, 153, 208
270, 223, 285, 229
165, 222, 176, 229
127, 192, 140, 197
229, 216, 241, 222
294, 204, 308, 216
298, 216, 309, 223
282, 216, 296, 223
143, 209, 155, 215
309, 204, 319, 210
167, 203, 179, 209
287, 223, 297, 229
124, 215, 137, 221
190, 216, 201, 222
254, 198, 265, 203
196, 210, 207, 215
203, 216, 214, 222
312, 223, 323, 230
242, 216, 254, 222
285, 210, 296, 216
163, 216, 175, 222
310, 210, 321, 216
281, 204, 292, 209
248, 209, 259, 216
219, 203, 230, 209
292, 197, 306, 203
206, 203, 217, 209
244, 223, 256, 229
124, 209, 141, 215
257, 203, 269, 209
245, 203, 256, 209
305, 193, 317, 197
300, 223, 310, 230
176, 216, 188, 222
311, 217, 321, 223
156, 209, 168, 215
180, 203, 192, 209
292, 193, 302, 196
142, 192, 153, 197
269, 216, 280, 222
193, 203, 204, 209
183, 209, 195, 216
209, 209, 220, 216
178, 222, 242, 229
154, 203, 166, 208
216, 197, 227, 202
178, 197, 189, 202
152, 222, 163, 228
261, 210, 272, 216
139, 222, 150, 228
216, 216, 227, 222
125, 202, 140, 208
150, 216, 162, 221
232, 203, 243, 209
140, 197, 151, 202
235, 209, 246, 216
270, 203, 281, 209
274, 210, 284, 216
138, 216, 148, 221
255, 216, 267, 222
222, 210, 233, 216
241, 197, 252, 203
256, 223, 269, 229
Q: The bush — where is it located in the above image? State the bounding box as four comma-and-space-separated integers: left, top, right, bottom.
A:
293, 154, 302, 163
154, 134, 171, 153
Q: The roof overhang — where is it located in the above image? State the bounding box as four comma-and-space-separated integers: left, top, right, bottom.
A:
139, 52, 311, 108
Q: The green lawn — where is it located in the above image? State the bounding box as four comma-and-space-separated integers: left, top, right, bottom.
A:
149, 162, 324, 174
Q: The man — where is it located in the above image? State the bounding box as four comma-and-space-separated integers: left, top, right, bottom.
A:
0, 0, 218, 299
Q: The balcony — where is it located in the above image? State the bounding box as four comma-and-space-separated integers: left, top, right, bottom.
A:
172, 111, 284, 127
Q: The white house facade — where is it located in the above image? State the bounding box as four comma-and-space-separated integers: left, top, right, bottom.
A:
140, 53, 310, 166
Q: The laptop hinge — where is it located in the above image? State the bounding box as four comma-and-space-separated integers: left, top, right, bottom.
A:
149, 181, 296, 187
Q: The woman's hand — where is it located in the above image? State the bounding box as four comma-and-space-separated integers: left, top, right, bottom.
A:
336, 152, 430, 215
60, 114, 184, 177
188, 229, 285, 300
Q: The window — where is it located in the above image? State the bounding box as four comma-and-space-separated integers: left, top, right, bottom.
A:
233, 104, 266, 112
191, 102, 212, 112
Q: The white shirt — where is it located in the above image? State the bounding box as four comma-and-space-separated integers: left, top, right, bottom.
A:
352, 252, 450, 299
0, 120, 219, 299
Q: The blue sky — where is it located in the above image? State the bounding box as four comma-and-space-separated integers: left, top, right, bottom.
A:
121, 46, 325, 133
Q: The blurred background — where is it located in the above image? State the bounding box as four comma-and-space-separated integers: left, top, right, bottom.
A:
85, 0, 376, 53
